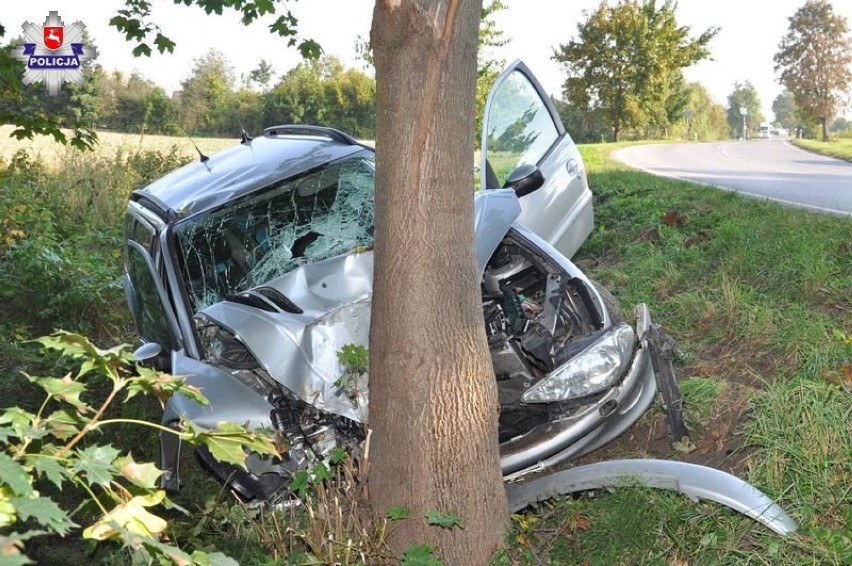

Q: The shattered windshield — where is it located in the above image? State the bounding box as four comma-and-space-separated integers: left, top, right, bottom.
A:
175, 154, 375, 310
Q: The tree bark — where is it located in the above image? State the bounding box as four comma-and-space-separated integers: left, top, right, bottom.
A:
368, 0, 507, 563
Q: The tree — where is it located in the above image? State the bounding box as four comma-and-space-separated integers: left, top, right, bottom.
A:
178, 49, 236, 136
726, 81, 764, 139
672, 82, 728, 141
369, 0, 508, 562
831, 116, 851, 133
774, 0, 852, 141
0, 0, 316, 147
248, 59, 276, 90
322, 67, 376, 138
265, 57, 334, 126
772, 89, 798, 130
553, 0, 717, 141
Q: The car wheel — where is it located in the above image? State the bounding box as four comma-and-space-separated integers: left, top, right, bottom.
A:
590, 280, 624, 325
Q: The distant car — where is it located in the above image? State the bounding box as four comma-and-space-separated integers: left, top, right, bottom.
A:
123, 61, 676, 499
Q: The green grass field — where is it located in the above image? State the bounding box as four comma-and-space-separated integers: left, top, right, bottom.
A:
498, 143, 851, 565
0, 124, 237, 164
792, 137, 852, 162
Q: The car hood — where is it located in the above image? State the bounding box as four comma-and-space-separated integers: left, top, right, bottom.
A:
199, 188, 521, 422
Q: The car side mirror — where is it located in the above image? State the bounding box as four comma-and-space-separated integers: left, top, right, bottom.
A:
133, 342, 163, 362
503, 164, 544, 197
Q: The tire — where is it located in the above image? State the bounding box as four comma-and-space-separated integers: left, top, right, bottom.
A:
590, 279, 624, 325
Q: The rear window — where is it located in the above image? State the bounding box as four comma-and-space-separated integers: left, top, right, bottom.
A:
174, 155, 375, 310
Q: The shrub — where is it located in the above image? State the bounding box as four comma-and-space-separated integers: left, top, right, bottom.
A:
0, 331, 276, 564
0, 147, 190, 340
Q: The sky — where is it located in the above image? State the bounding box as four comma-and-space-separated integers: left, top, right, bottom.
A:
5, 0, 852, 120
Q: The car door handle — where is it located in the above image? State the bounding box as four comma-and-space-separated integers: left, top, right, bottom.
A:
566, 158, 579, 176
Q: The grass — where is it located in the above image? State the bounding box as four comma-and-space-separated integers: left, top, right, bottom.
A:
2, 133, 850, 563
0, 124, 237, 165
498, 142, 852, 565
792, 137, 852, 162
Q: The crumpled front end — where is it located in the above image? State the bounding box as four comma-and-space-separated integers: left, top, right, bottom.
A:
197, 250, 375, 423
500, 304, 659, 477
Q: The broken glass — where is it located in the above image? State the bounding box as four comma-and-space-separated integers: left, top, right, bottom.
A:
175, 156, 375, 310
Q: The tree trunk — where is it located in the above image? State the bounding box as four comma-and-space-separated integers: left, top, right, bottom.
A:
369, 0, 507, 563
821, 117, 829, 142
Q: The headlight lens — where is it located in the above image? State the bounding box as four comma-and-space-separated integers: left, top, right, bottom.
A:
521, 323, 635, 403
196, 315, 260, 370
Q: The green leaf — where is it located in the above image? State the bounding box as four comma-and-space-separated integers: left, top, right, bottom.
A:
312, 462, 330, 482
298, 39, 323, 60
254, 0, 275, 15
125, 367, 208, 406
0, 407, 37, 443
115, 454, 162, 489
32, 333, 131, 384
43, 409, 83, 440
329, 446, 347, 465
184, 421, 276, 470
337, 344, 368, 374
0, 454, 33, 497
289, 470, 310, 497
134, 535, 193, 564
401, 544, 444, 566
11, 496, 77, 534
83, 492, 167, 540
25, 374, 90, 412
424, 509, 464, 530
386, 505, 410, 521
27, 452, 66, 490
1, 491, 17, 529
190, 550, 239, 566
269, 13, 298, 38
132, 43, 152, 57
153, 33, 176, 54
74, 444, 120, 488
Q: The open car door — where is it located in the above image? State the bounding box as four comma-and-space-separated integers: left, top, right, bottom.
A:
481, 60, 593, 258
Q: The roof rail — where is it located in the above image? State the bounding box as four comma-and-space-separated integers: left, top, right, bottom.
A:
130, 191, 178, 222
263, 124, 359, 145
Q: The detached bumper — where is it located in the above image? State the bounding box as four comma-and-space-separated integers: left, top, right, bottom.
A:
501, 304, 659, 479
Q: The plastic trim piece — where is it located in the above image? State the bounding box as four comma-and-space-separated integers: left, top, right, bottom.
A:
506, 458, 798, 536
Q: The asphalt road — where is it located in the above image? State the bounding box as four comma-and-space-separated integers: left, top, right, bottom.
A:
614, 139, 852, 216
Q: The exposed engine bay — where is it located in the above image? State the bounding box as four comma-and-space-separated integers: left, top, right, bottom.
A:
481, 232, 608, 442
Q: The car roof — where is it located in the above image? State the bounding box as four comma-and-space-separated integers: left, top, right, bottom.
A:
131, 126, 373, 221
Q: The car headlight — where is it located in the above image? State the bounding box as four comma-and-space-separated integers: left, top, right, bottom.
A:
196, 315, 260, 370
521, 323, 635, 403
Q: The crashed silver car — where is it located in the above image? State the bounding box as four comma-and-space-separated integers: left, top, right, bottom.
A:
123, 62, 682, 500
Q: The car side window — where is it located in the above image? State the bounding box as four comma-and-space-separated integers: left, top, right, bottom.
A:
126, 242, 178, 350
484, 70, 559, 188
175, 155, 375, 309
